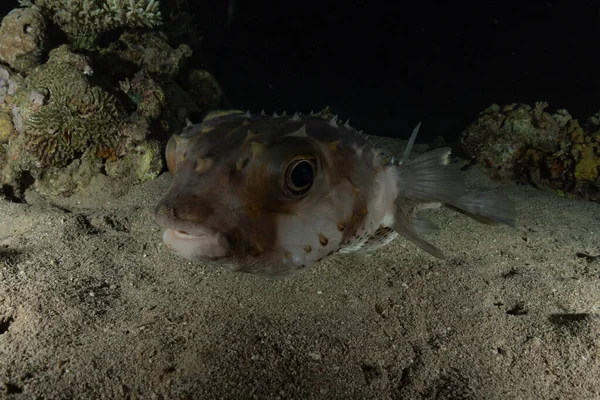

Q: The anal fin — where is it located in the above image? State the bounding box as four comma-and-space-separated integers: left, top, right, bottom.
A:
392, 214, 446, 259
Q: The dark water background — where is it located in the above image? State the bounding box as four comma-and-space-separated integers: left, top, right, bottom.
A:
2, 0, 598, 141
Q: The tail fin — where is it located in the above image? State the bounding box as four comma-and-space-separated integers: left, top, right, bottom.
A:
395, 147, 465, 203
391, 147, 517, 258
446, 191, 517, 227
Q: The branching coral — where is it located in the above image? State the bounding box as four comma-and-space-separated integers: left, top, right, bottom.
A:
19, 0, 162, 50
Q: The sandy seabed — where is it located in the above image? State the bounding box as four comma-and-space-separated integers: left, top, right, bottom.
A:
0, 138, 599, 399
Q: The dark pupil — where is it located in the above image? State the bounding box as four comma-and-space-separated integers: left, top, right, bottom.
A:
290, 161, 313, 188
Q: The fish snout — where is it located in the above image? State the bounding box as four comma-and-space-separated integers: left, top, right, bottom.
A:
154, 197, 218, 237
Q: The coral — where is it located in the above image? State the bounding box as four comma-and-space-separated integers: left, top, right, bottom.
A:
186, 69, 222, 111
0, 1, 225, 198
160, 82, 202, 128
460, 102, 559, 182
97, 31, 196, 130
0, 111, 13, 143
33, 154, 99, 196
160, 0, 202, 49
101, 31, 192, 78
12, 45, 125, 167
116, 66, 201, 136
104, 139, 162, 184
119, 69, 166, 120
552, 108, 572, 129
462, 103, 600, 202
0, 66, 21, 106
571, 119, 600, 182
574, 144, 599, 181
0, 5, 48, 73
21, 0, 162, 50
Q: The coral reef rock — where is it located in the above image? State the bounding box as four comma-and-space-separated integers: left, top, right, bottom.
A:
25, 0, 162, 50
0, 110, 14, 143
1, 45, 163, 197
99, 31, 199, 131
12, 45, 124, 167
0, 1, 224, 199
0, 5, 48, 73
461, 102, 600, 202
0, 65, 21, 106
186, 69, 222, 111
107, 31, 192, 78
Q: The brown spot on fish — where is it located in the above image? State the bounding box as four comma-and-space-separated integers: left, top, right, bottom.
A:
196, 157, 214, 174
319, 233, 328, 246
337, 221, 345, 232
327, 140, 342, 152
361, 207, 368, 215
284, 250, 292, 260
304, 245, 312, 253
352, 186, 360, 196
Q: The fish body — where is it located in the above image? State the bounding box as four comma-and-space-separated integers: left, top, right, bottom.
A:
154, 110, 516, 278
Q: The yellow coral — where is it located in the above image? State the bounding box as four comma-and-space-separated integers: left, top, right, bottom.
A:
568, 119, 584, 143
574, 143, 599, 181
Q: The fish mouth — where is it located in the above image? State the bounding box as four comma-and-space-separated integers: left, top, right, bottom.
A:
162, 228, 230, 260
170, 229, 208, 239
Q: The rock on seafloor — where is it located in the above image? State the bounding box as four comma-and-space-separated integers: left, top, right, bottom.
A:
461, 102, 600, 202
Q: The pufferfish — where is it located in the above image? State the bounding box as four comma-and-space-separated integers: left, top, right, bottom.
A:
153, 110, 516, 278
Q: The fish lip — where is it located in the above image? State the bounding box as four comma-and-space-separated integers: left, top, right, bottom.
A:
154, 212, 219, 237
162, 228, 231, 260
170, 229, 209, 239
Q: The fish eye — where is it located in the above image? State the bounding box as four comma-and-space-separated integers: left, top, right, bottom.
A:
284, 158, 315, 196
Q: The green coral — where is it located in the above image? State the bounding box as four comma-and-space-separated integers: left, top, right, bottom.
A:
21, 0, 162, 50
18, 45, 124, 167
